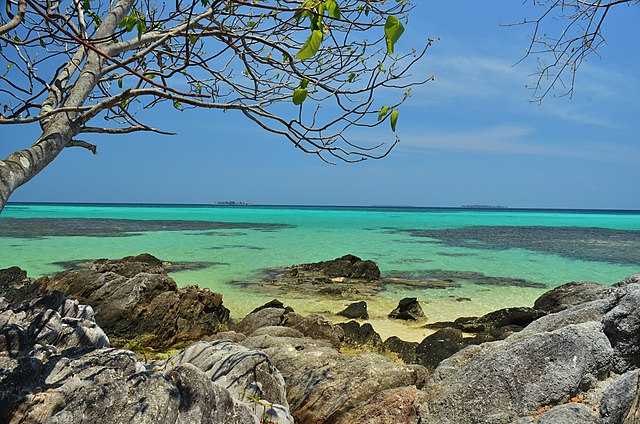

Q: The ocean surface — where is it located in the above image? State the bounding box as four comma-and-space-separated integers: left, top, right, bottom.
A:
1, 203, 639, 341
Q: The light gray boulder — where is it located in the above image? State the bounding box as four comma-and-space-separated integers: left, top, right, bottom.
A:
511, 403, 599, 424
603, 283, 640, 373
599, 370, 639, 423
419, 322, 613, 424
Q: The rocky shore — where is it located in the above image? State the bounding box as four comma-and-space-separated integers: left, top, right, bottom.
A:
1, 254, 639, 423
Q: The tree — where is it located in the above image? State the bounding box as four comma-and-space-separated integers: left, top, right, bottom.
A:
0, 0, 431, 211
514, 0, 639, 101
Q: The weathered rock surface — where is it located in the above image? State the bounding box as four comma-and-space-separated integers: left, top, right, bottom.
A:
512, 403, 599, 424
419, 322, 613, 423
389, 297, 425, 321
383, 336, 418, 364
0, 292, 109, 356
534, 281, 615, 313
0, 266, 42, 306
599, 370, 639, 423
243, 333, 427, 424
415, 328, 467, 372
337, 300, 368, 319
298, 254, 381, 281
603, 283, 640, 373
39, 254, 230, 347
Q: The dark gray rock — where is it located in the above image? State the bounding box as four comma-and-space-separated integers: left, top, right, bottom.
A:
337, 321, 382, 351
383, 336, 418, 364
599, 369, 639, 424
40, 255, 230, 347
299, 254, 381, 281
415, 328, 467, 371
249, 326, 305, 339
0, 266, 41, 306
250, 298, 294, 314
603, 283, 640, 373
338, 301, 369, 320
615, 272, 640, 287
534, 281, 615, 313
419, 322, 613, 424
389, 298, 425, 321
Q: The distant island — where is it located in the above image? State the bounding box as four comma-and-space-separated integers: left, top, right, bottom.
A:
214, 201, 253, 206
460, 205, 508, 209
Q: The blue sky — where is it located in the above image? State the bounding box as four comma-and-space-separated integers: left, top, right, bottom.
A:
2, 1, 639, 208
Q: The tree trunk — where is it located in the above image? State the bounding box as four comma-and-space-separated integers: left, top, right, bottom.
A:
0, 123, 73, 213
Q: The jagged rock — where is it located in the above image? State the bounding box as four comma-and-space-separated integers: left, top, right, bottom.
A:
599, 369, 639, 424
534, 281, 615, 313
299, 254, 381, 281
209, 330, 247, 343
615, 273, 640, 287
234, 307, 286, 336
250, 298, 294, 314
419, 322, 613, 424
383, 336, 418, 364
338, 301, 369, 319
250, 326, 305, 339
337, 321, 382, 351
0, 292, 109, 356
39, 255, 230, 347
603, 283, 640, 373
389, 298, 425, 321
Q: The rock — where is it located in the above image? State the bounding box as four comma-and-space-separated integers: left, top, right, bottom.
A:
338, 301, 369, 319
247, 334, 427, 424
389, 298, 425, 321
234, 307, 286, 336
0, 292, 109, 356
284, 313, 345, 348
534, 281, 615, 313
599, 369, 639, 423
426, 307, 547, 343
419, 322, 613, 424
332, 386, 426, 424
415, 328, 467, 371
337, 321, 382, 351
615, 272, 640, 287
299, 254, 381, 281
165, 340, 290, 414
516, 403, 599, 424
603, 283, 640, 373
250, 298, 294, 314
208, 330, 247, 343
383, 336, 418, 364
0, 266, 41, 305
39, 255, 230, 347
250, 326, 305, 339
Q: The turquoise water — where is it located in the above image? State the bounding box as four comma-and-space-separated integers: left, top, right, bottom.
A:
1, 204, 639, 341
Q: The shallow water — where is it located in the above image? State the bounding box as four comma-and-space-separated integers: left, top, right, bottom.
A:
1, 204, 639, 341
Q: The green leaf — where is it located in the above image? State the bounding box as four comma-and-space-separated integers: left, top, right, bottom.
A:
296, 30, 323, 61
348, 72, 356, 83
117, 77, 123, 88
390, 109, 399, 132
378, 106, 390, 122
173, 100, 182, 109
247, 19, 256, 28
300, 78, 309, 89
325, 0, 340, 19
384, 15, 405, 54
292, 88, 308, 105
136, 18, 146, 40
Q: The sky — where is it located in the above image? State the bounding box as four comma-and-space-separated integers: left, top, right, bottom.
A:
2, 1, 639, 209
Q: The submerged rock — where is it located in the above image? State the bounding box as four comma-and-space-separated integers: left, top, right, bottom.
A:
39, 254, 230, 348
389, 297, 425, 321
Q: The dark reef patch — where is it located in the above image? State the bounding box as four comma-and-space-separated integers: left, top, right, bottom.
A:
392, 226, 640, 266
0, 218, 293, 238
383, 269, 545, 288
207, 244, 266, 251
51, 259, 229, 272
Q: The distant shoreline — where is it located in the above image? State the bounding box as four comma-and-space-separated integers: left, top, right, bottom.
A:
4, 201, 640, 214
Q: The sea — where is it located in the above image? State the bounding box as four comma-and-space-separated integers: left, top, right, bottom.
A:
1, 203, 639, 341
